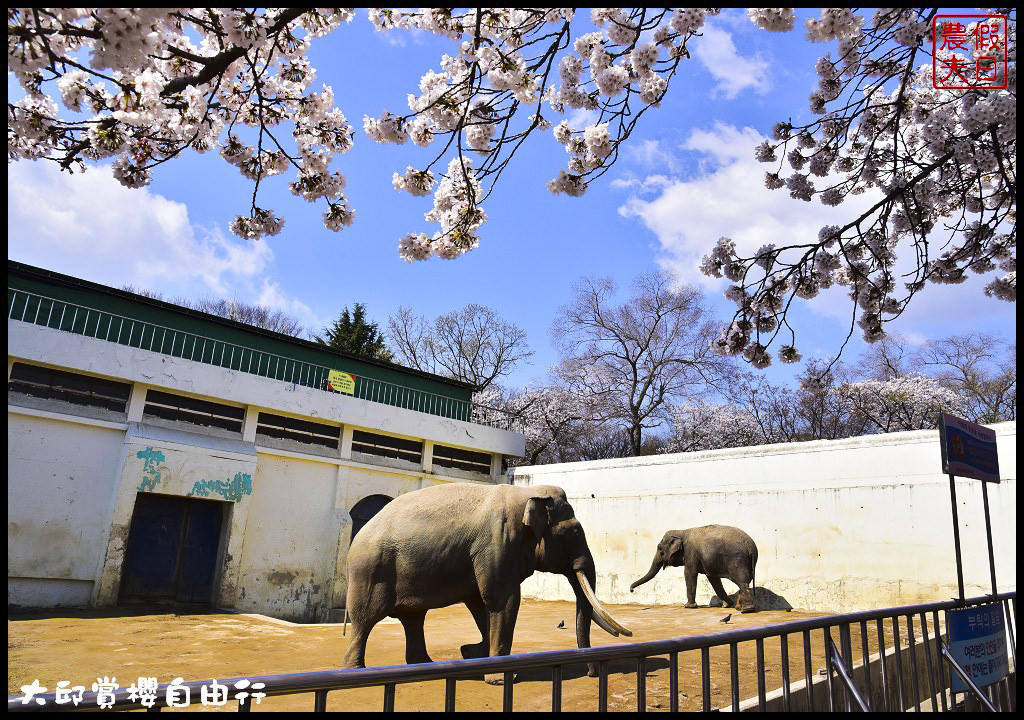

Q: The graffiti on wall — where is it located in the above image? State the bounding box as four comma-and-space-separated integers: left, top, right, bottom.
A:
189, 473, 253, 502
136, 447, 166, 492
135, 446, 253, 502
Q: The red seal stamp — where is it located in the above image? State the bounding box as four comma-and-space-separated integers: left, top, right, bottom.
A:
933, 15, 1008, 90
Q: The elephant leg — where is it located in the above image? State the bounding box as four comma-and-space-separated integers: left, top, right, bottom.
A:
484, 592, 522, 685
397, 610, 433, 664
733, 577, 756, 613
460, 595, 489, 659
684, 567, 699, 608
342, 580, 391, 669
342, 617, 373, 669
708, 576, 734, 608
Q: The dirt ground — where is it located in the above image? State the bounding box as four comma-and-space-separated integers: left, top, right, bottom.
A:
9, 600, 869, 712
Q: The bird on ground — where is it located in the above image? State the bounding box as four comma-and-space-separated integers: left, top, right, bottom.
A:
557, 620, 565, 629
720, 614, 732, 624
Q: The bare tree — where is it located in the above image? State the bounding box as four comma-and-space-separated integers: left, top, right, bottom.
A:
855, 334, 915, 381
476, 384, 602, 466
190, 297, 306, 337
388, 304, 533, 390
552, 270, 734, 455
916, 334, 1016, 424
120, 285, 306, 337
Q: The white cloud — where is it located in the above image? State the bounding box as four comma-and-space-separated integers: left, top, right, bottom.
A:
567, 107, 600, 129
616, 122, 879, 327
255, 278, 323, 331
610, 174, 673, 194
616, 123, 1017, 352
619, 124, 856, 285
624, 138, 681, 174
7, 161, 310, 316
692, 23, 771, 100
683, 123, 761, 164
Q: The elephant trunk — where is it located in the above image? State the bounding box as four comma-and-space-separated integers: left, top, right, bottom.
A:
629, 554, 663, 592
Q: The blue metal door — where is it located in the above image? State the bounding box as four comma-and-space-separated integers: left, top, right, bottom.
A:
176, 498, 224, 603
119, 493, 225, 603
120, 493, 187, 598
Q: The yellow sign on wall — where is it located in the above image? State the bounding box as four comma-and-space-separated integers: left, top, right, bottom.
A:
327, 370, 356, 395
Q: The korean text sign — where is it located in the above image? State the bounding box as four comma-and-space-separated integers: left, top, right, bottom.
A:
327, 370, 356, 395
939, 413, 1000, 483
947, 604, 1008, 692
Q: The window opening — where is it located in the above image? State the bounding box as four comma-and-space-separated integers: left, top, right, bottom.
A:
256, 412, 340, 450
143, 389, 244, 433
351, 429, 422, 464
432, 444, 493, 475
8, 362, 131, 413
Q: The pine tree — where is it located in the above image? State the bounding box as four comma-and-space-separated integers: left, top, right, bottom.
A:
315, 303, 392, 361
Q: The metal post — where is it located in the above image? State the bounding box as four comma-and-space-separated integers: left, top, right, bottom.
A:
980, 480, 998, 597
802, 630, 814, 712
444, 678, 456, 712
599, 660, 609, 713
948, 474, 966, 603
669, 652, 678, 712
551, 666, 562, 712
636, 656, 646, 712
756, 638, 766, 711
729, 642, 739, 711
780, 634, 791, 711
701, 647, 711, 712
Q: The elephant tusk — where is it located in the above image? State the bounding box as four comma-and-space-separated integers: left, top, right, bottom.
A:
576, 571, 632, 638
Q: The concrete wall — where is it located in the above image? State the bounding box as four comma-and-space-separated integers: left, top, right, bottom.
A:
511, 423, 1016, 614
8, 403, 494, 621
8, 412, 125, 608
9, 320, 525, 621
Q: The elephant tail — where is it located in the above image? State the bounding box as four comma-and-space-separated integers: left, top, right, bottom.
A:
343, 607, 348, 636
750, 556, 756, 599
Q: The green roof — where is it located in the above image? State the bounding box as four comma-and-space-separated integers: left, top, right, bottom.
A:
8, 260, 477, 421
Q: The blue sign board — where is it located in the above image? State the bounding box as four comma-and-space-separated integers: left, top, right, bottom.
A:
947, 604, 1008, 691
939, 413, 1000, 483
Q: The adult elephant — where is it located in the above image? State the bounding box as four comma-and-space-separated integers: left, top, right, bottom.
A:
342, 483, 631, 680
630, 525, 758, 613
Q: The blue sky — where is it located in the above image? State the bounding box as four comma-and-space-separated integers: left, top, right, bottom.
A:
7, 9, 1016, 391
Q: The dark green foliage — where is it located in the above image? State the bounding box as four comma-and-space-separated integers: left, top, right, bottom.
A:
315, 303, 393, 361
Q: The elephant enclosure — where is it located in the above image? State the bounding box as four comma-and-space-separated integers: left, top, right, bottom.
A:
9, 600, 877, 712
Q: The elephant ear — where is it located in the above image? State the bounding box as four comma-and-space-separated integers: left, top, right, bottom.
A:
523, 497, 551, 539
666, 535, 684, 561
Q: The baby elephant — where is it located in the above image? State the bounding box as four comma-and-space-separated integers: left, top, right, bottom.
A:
630, 525, 758, 613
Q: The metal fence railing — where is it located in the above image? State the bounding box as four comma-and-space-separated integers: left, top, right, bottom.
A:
8, 592, 1015, 712
8, 289, 522, 433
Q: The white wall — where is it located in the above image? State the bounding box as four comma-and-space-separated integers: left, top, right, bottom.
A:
238, 453, 343, 621
9, 320, 525, 619
8, 402, 494, 619
7, 411, 125, 607
511, 423, 1016, 614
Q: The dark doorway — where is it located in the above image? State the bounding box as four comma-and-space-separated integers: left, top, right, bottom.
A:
119, 493, 227, 604
350, 494, 393, 540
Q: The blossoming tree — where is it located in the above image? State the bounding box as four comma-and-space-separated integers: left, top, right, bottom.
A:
8, 8, 1015, 366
